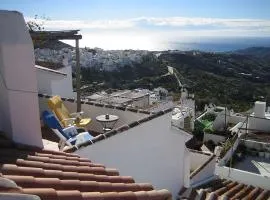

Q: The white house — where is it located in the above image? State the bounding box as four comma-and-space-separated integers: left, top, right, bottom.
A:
149, 91, 160, 105
154, 87, 168, 100
171, 106, 195, 131
248, 101, 270, 133
35, 56, 75, 98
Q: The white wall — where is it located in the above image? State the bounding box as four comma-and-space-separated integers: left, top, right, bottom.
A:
190, 155, 216, 186
190, 151, 211, 171
36, 69, 64, 95
254, 101, 266, 118
0, 76, 11, 134
183, 147, 191, 187
51, 66, 74, 98
38, 97, 148, 132
132, 95, 149, 108
36, 65, 74, 99
0, 11, 42, 148
76, 112, 191, 198
216, 166, 270, 190
249, 116, 270, 133
0, 103, 2, 130
218, 136, 240, 166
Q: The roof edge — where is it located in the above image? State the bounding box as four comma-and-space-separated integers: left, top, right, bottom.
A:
38, 93, 153, 115
190, 154, 216, 179
35, 65, 67, 76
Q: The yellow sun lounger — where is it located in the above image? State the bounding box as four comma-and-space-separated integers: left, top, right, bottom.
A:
48, 95, 91, 128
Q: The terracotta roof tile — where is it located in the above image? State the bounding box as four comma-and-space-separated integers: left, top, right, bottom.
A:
0, 188, 23, 195
178, 178, 270, 200
256, 190, 270, 200
242, 187, 261, 200
22, 188, 59, 200
81, 192, 104, 200
0, 138, 171, 200
116, 191, 138, 200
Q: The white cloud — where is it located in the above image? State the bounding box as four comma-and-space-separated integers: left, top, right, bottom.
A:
25, 17, 134, 29
26, 16, 270, 49
136, 17, 270, 28
25, 16, 270, 30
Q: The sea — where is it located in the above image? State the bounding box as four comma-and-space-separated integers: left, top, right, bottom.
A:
72, 36, 270, 52
156, 37, 270, 52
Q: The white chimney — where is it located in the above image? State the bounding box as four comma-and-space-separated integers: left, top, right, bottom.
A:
254, 101, 266, 118
0, 10, 43, 148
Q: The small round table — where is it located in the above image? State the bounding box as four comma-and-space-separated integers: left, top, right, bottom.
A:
96, 114, 119, 132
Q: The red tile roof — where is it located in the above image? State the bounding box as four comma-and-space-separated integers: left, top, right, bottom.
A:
178, 178, 270, 200
0, 138, 172, 200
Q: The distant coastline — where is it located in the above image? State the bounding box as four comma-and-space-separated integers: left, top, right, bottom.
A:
72, 36, 270, 52
154, 37, 270, 52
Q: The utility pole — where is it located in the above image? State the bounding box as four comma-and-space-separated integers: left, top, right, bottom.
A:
224, 94, 227, 132
76, 38, 81, 112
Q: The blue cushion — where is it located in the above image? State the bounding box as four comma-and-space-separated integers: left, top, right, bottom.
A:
42, 111, 70, 139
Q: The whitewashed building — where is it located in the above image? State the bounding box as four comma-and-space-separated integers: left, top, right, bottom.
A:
35, 57, 75, 98
248, 101, 270, 133
0, 10, 43, 148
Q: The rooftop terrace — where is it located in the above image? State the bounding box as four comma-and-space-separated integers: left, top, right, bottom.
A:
233, 155, 270, 177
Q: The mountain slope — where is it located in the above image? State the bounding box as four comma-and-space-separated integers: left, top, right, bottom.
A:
234, 47, 270, 59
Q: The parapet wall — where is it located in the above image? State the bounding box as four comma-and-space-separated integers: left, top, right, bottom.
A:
38, 94, 150, 133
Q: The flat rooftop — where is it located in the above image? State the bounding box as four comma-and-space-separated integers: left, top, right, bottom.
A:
111, 90, 149, 99
100, 96, 132, 105
250, 112, 270, 120
245, 132, 270, 143
233, 155, 270, 177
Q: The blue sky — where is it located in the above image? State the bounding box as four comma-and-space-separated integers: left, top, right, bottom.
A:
1, 0, 270, 49
2, 0, 270, 19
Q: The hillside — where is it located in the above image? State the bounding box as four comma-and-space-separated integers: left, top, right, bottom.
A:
79, 49, 270, 111
234, 47, 270, 58
234, 47, 270, 63
34, 40, 73, 50
34, 46, 270, 112
158, 51, 270, 111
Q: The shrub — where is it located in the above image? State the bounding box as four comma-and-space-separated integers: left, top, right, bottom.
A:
201, 113, 217, 121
